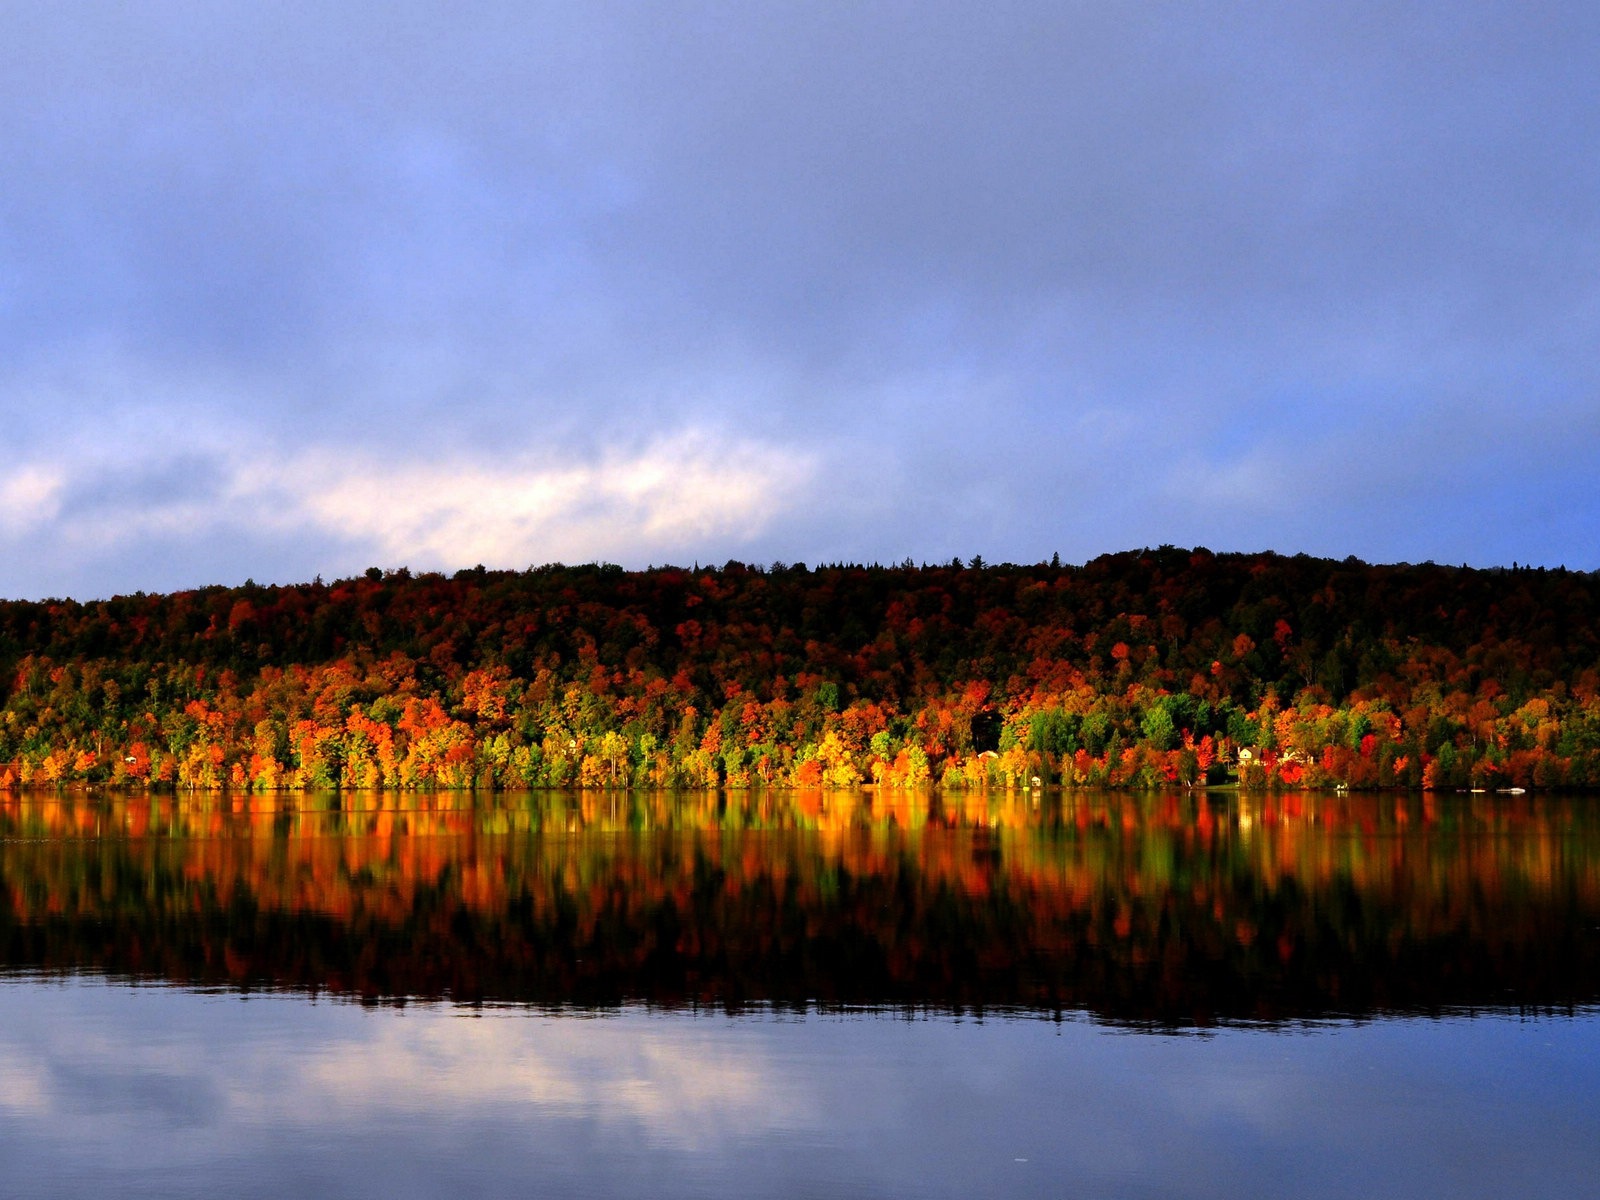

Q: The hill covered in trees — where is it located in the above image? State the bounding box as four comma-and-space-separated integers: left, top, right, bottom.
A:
2, 548, 1597, 791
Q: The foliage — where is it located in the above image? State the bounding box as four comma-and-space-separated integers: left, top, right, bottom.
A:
1, 550, 1597, 791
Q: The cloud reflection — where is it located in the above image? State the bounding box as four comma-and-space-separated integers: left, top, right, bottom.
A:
286, 1015, 813, 1151
0, 980, 1597, 1199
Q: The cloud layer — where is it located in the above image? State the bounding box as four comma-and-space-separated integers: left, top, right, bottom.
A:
2, 3, 1596, 597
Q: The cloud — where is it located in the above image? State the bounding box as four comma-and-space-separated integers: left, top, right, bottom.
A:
0, 424, 814, 596
1, 3, 1597, 595
0, 466, 65, 535
247, 429, 815, 569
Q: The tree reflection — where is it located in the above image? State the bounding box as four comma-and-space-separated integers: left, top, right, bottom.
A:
1, 790, 1595, 1026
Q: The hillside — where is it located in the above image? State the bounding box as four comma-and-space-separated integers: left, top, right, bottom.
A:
2, 549, 1597, 790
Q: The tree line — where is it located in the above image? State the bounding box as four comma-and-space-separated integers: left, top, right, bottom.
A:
2, 548, 1597, 791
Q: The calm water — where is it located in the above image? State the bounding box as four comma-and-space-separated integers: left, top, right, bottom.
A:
1, 789, 1597, 1198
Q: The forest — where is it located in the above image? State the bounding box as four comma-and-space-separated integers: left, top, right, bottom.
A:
1, 547, 1598, 792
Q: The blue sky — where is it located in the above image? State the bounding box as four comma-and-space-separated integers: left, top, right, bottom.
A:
2, 2, 1596, 599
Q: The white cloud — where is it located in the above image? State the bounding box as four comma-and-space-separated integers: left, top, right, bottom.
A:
0, 466, 65, 534
0, 425, 815, 589
245, 428, 814, 568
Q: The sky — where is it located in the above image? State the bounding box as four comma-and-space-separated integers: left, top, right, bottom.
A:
2, 2, 1597, 600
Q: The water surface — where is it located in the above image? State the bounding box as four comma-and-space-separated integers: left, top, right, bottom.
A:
1, 789, 1597, 1197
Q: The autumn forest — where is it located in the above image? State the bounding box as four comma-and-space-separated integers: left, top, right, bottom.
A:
3, 548, 1598, 794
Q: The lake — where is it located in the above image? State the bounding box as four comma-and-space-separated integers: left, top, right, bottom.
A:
2, 789, 1597, 1197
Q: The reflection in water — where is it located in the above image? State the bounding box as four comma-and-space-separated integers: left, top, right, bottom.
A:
3, 790, 1600, 1199
1, 980, 1598, 1200
2, 789, 1598, 1023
